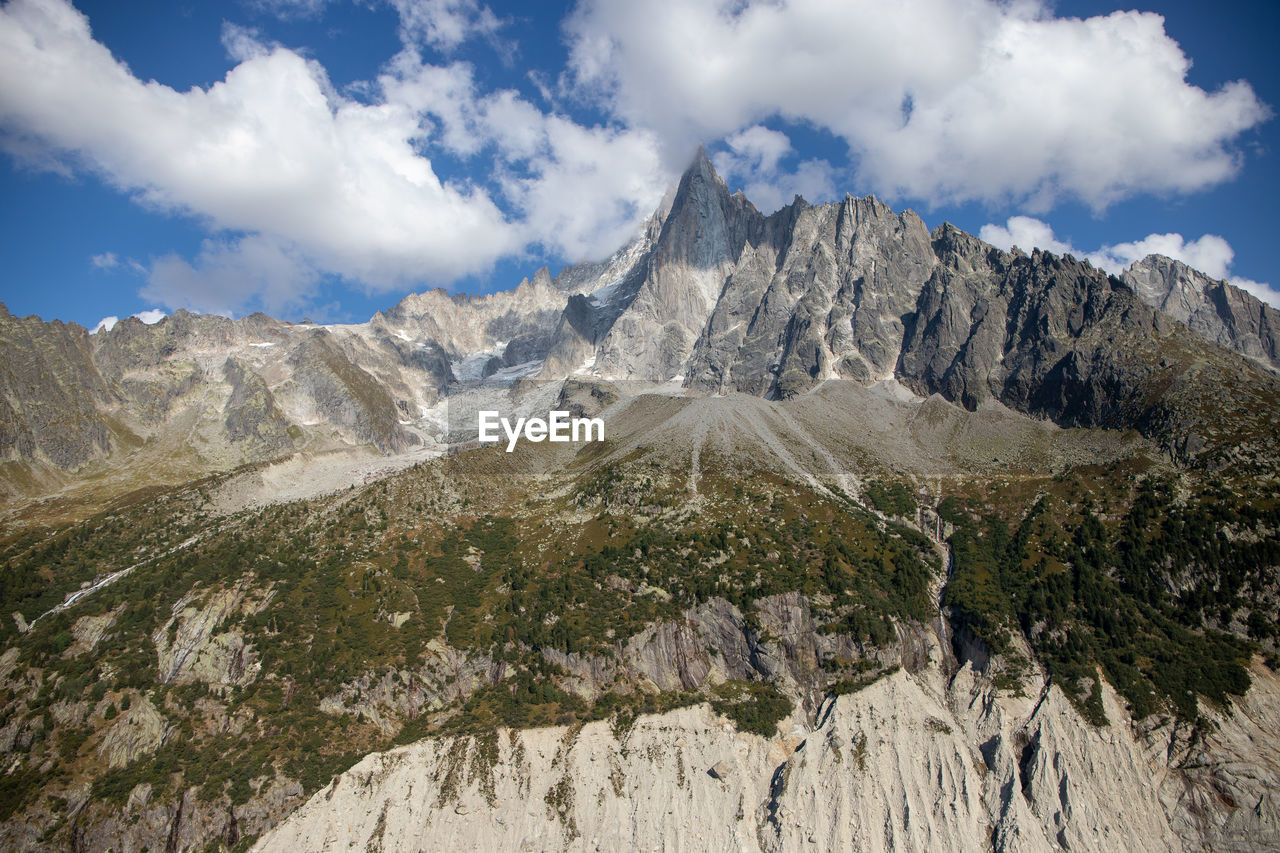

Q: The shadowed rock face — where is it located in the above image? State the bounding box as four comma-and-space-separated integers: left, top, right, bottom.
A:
0, 304, 113, 469
222, 357, 295, 461
895, 230, 1280, 467
284, 332, 414, 454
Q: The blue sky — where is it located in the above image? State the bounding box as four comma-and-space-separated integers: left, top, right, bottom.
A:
0, 0, 1276, 330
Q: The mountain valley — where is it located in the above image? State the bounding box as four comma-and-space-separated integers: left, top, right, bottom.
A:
0, 155, 1278, 851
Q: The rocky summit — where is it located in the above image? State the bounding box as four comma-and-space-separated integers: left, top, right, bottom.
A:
1, 155, 1279, 852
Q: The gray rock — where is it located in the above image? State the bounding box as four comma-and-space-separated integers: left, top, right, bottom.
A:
285, 331, 414, 453
223, 357, 294, 461
0, 303, 113, 469
1123, 253, 1280, 373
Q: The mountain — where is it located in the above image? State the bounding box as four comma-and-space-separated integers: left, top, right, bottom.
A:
0, 155, 1278, 852
6, 152, 1278, 512
1122, 253, 1280, 372
4, 151, 1278, 506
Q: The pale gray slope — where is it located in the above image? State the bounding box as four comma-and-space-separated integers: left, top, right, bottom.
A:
255, 634, 1280, 853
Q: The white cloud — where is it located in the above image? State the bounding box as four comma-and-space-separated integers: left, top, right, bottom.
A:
0, 1, 517, 292
1090, 232, 1235, 280
221, 22, 274, 64
711, 125, 836, 213
0, 0, 667, 315
495, 115, 666, 259
375, 49, 668, 259
978, 216, 1074, 258
91, 308, 166, 334
566, 0, 1269, 209
141, 235, 318, 317
1227, 278, 1279, 307
979, 216, 1279, 308
716, 126, 791, 177
390, 0, 502, 52
247, 0, 332, 20
90, 251, 119, 269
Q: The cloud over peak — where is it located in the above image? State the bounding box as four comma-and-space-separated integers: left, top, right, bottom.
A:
980, 216, 1279, 308
0, 0, 1270, 317
566, 0, 1268, 208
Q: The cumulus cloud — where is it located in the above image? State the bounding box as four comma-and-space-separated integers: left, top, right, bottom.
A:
133, 308, 166, 324
979, 216, 1279, 307
716, 126, 791, 177
0, 2, 516, 288
141, 235, 319, 317
566, 0, 1269, 209
978, 216, 1077, 259
712, 126, 836, 213
1092, 232, 1235, 280
378, 51, 668, 259
91, 308, 167, 334
90, 251, 119, 269
390, 0, 502, 52
0, 0, 666, 314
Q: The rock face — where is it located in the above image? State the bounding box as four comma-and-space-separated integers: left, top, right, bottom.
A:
538, 151, 939, 394
527, 156, 1279, 472
283, 332, 414, 454
896, 232, 1280, 466
255, 638, 1280, 853
152, 580, 270, 688
686, 192, 936, 396
96, 696, 169, 769
222, 357, 295, 461
0, 304, 113, 469
5, 154, 1279, 503
897, 233, 1171, 422
1123, 254, 1280, 373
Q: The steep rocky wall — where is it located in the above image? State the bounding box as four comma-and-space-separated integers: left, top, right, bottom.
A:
0, 304, 113, 469
255, 635, 1280, 852
1123, 254, 1280, 373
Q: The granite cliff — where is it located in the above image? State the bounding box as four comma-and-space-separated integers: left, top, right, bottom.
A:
3, 153, 1275, 507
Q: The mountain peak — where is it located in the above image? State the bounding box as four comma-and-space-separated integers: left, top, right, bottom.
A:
1122, 253, 1280, 372
676, 145, 729, 195
654, 148, 760, 275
